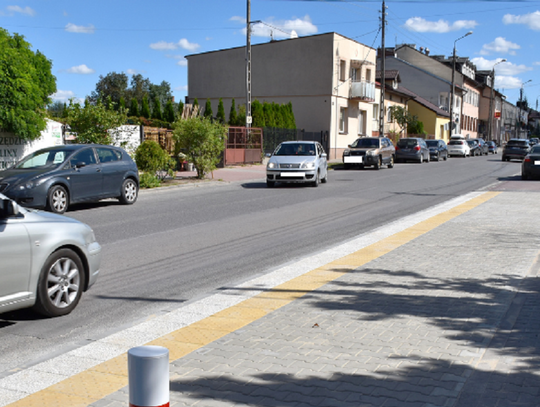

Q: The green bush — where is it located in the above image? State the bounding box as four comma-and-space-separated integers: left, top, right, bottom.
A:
139, 172, 161, 188
134, 140, 175, 181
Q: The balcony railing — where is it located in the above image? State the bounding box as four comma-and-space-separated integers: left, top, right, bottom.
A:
350, 80, 376, 102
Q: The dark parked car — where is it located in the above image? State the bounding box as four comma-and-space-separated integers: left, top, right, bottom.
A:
502, 139, 531, 162
521, 145, 540, 180
395, 138, 430, 163
342, 137, 395, 169
486, 141, 498, 154
425, 139, 448, 161
467, 139, 482, 156
476, 138, 489, 155
529, 138, 539, 146
0, 144, 139, 214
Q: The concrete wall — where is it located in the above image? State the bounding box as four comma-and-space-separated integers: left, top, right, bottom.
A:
0, 120, 63, 170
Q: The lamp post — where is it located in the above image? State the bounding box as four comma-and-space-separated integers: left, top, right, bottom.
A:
518, 79, 532, 138
449, 31, 473, 135
487, 58, 506, 144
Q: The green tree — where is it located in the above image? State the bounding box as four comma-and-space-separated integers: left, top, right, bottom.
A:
287, 102, 296, 129
263, 102, 275, 127
66, 99, 128, 144
204, 99, 213, 118
134, 140, 175, 182
152, 98, 163, 121
141, 96, 151, 119
164, 99, 175, 123
237, 104, 246, 126
127, 74, 151, 105
149, 81, 172, 109
251, 100, 265, 128
129, 98, 139, 117
89, 72, 128, 106
388, 105, 419, 136
216, 98, 226, 123
0, 28, 57, 140
47, 101, 64, 118
173, 117, 227, 179
119, 97, 126, 111
177, 101, 185, 120
229, 98, 238, 125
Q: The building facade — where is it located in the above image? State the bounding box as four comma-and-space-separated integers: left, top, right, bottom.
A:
186, 32, 377, 160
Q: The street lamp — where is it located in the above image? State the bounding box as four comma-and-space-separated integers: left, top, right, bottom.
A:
487, 58, 506, 144
518, 79, 532, 138
449, 31, 473, 135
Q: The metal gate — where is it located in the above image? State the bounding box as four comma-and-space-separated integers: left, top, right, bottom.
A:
225, 127, 263, 166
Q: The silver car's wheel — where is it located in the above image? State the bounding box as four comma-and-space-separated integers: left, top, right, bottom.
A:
119, 178, 138, 205
312, 171, 319, 187
47, 185, 68, 214
34, 249, 85, 317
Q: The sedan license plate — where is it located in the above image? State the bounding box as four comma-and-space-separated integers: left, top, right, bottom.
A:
344, 156, 363, 164
535, 161, 540, 166
280, 172, 305, 177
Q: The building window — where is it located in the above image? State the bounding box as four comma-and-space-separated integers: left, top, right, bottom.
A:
351, 67, 360, 82
340, 60, 347, 81
340, 107, 347, 132
373, 105, 379, 121
366, 69, 372, 82
387, 106, 393, 123
358, 110, 366, 135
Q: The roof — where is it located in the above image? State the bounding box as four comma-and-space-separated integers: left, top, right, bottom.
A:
401, 86, 450, 117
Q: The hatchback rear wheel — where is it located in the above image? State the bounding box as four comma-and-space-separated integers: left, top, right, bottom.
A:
119, 178, 138, 205
47, 185, 68, 214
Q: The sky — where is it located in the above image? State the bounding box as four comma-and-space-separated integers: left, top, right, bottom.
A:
1, 0, 540, 107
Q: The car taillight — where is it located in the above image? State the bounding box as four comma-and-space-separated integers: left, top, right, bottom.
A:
395, 146, 400, 150
524, 157, 531, 162
414, 146, 421, 151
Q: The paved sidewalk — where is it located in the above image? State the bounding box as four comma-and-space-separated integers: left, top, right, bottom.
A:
3, 188, 540, 407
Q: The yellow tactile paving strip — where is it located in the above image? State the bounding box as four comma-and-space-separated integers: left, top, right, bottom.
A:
8, 191, 500, 407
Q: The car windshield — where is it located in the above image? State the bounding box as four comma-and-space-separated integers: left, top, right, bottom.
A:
351, 138, 380, 148
15, 149, 70, 169
425, 140, 438, 147
397, 139, 418, 147
274, 143, 316, 156
449, 140, 464, 145
467, 140, 477, 146
531, 146, 540, 154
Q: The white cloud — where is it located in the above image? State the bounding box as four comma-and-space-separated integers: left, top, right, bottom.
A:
230, 16, 246, 24
533, 61, 540, 66
177, 59, 188, 67
495, 76, 524, 90
51, 90, 76, 102
242, 15, 318, 39
471, 57, 532, 76
479, 37, 520, 56
62, 64, 95, 74
3, 6, 35, 16
65, 23, 95, 34
503, 11, 540, 31
150, 39, 199, 52
175, 85, 188, 92
403, 17, 477, 33
178, 39, 199, 51
126, 69, 146, 75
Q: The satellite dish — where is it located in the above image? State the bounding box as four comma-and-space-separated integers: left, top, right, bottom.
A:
290, 30, 298, 39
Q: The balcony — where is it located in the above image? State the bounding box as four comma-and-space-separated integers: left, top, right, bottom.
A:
350, 80, 376, 102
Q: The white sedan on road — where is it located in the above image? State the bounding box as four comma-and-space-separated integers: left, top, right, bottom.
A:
266, 141, 328, 187
448, 140, 471, 157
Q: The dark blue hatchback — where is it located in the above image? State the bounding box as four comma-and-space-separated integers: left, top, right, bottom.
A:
0, 144, 139, 213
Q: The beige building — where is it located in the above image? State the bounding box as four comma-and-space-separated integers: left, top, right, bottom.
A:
185, 32, 377, 160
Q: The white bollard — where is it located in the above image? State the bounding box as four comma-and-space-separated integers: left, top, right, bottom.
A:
128, 346, 169, 407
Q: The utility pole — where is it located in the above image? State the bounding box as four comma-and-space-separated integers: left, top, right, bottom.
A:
487, 59, 506, 142
378, 1, 386, 137
246, 0, 252, 130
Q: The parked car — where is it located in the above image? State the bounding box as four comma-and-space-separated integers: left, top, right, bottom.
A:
0, 144, 139, 214
448, 140, 471, 157
342, 137, 395, 169
522, 145, 540, 180
476, 138, 489, 155
266, 141, 328, 187
425, 139, 448, 161
395, 138, 430, 163
528, 138, 539, 146
467, 139, 482, 156
486, 141, 498, 154
502, 139, 531, 162
0, 194, 101, 316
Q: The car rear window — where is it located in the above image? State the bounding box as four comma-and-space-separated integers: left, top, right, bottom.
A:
449, 140, 464, 145
425, 140, 438, 147
507, 141, 529, 147
397, 139, 418, 147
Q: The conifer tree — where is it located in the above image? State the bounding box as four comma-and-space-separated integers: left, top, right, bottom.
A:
129, 98, 139, 117
216, 98, 226, 123
287, 102, 296, 129
119, 97, 126, 111
152, 99, 163, 121
229, 98, 238, 125
141, 96, 151, 119
263, 102, 275, 127
164, 99, 175, 123
177, 101, 185, 120
251, 100, 265, 128
204, 98, 213, 118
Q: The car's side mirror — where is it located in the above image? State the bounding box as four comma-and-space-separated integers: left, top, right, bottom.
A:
0, 198, 19, 218
348, 145, 352, 148
75, 161, 86, 168
321, 153, 327, 158
265, 153, 271, 158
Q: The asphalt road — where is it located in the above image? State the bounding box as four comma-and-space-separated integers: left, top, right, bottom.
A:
0, 154, 522, 377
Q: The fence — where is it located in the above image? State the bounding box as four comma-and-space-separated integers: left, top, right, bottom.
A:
263, 128, 329, 155
225, 127, 263, 165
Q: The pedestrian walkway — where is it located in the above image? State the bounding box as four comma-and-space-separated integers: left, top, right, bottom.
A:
2, 187, 540, 407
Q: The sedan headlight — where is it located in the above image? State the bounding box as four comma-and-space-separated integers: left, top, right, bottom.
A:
17, 181, 35, 190
343, 149, 350, 156
301, 161, 316, 169
366, 150, 376, 156
267, 162, 277, 169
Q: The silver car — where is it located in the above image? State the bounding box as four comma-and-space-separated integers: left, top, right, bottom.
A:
266, 141, 328, 187
0, 193, 101, 317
